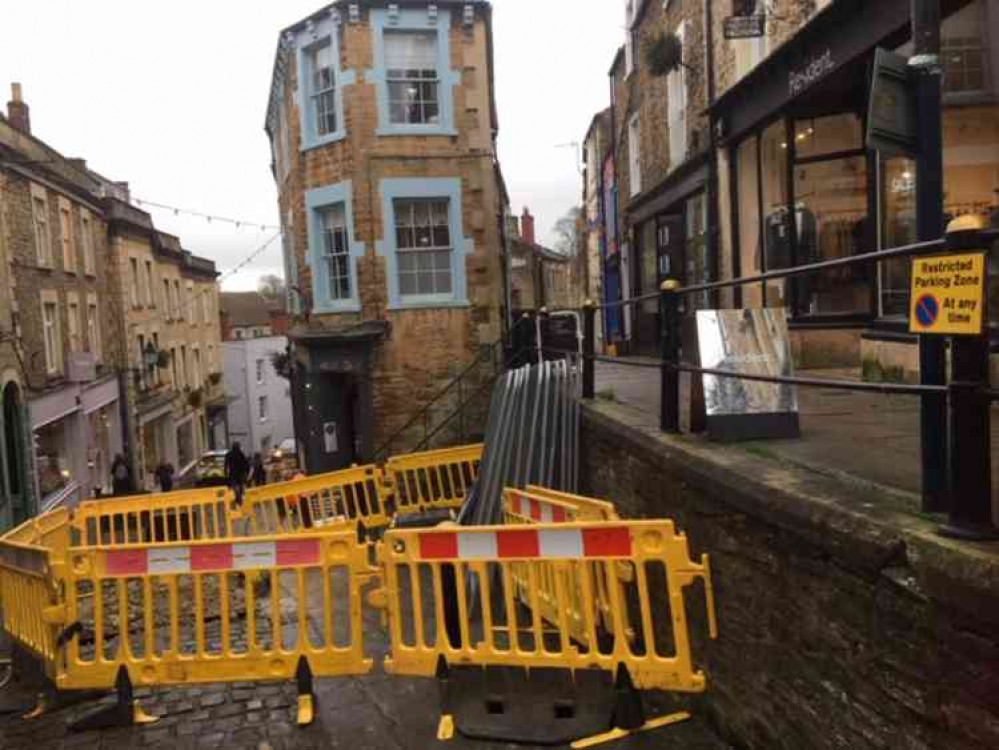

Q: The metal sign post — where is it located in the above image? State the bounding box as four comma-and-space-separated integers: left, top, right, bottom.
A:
927, 218, 997, 540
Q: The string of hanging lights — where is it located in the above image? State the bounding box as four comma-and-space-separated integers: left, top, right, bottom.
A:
133, 197, 280, 231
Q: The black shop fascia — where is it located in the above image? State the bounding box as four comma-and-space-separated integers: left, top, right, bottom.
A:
709, 0, 997, 356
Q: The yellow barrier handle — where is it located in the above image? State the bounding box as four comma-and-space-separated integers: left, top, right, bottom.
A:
700, 554, 718, 640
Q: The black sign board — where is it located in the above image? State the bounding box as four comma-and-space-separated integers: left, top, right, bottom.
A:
723, 15, 766, 39
866, 47, 918, 157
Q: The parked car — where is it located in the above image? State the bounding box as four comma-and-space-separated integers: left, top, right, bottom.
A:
195, 450, 228, 487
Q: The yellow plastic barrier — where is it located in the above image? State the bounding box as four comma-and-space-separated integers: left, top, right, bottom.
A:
241, 464, 389, 534
72, 487, 234, 547
0, 536, 59, 671
380, 520, 717, 692
55, 529, 372, 691
515, 486, 619, 521
383, 444, 482, 516
502, 488, 630, 646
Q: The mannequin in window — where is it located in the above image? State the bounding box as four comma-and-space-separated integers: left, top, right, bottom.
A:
762, 203, 817, 312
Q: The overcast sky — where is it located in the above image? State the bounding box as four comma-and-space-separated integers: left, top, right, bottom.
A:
0, 1, 622, 291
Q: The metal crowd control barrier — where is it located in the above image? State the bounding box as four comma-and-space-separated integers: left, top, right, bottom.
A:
379, 520, 717, 691
384, 444, 483, 517
241, 464, 389, 535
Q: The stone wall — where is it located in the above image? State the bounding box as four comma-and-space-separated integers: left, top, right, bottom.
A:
581, 402, 999, 750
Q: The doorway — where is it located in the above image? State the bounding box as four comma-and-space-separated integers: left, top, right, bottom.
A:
3, 382, 27, 526
316, 373, 358, 472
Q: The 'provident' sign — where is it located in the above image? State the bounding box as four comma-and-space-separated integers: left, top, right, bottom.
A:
909, 253, 986, 336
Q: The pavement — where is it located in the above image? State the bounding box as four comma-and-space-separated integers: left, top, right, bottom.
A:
594, 360, 999, 512
0, 572, 732, 750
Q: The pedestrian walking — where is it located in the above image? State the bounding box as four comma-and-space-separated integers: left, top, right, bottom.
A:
154, 461, 175, 493
110, 454, 132, 496
225, 441, 250, 505
250, 452, 267, 487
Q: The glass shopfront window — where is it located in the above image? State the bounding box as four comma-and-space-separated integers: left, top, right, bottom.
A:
685, 193, 711, 310
737, 136, 763, 308
793, 154, 871, 315
761, 121, 790, 307
878, 157, 918, 317
36, 419, 71, 500
177, 419, 195, 471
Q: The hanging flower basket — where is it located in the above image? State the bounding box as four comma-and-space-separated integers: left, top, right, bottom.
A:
187, 388, 204, 409
645, 31, 683, 77
208, 372, 222, 386
156, 349, 172, 370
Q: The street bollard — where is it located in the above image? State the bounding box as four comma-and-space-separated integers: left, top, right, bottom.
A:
582, 300, 595, 400
939, 217, 998, 540
660, 280, 681, 434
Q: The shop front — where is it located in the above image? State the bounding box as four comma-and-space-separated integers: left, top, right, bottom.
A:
138, 396, 176, 492
713, 0, 998, 375
626, 157, 714, 357
30, 375, 123, 508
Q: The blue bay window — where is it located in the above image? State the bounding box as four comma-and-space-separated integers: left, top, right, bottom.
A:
377, 178, 474, 309
305, 182, 365, 313
296, 17, 355, 150
366, 7, 460, 136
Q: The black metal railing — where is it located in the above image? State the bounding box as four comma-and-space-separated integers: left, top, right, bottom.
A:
546, 226, 999, 541
373, 317, 531, 461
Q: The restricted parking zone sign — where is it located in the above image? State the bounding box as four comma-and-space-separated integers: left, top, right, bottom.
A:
909, 252, 986, 335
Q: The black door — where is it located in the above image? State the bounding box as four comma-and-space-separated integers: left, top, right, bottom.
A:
3, 382, 27, 527
657, 213, 685, 288
317, 374, 357, 472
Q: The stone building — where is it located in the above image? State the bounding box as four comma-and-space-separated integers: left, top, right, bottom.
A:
582, 108, 613, 349
0, 85, 126, 510
264, 0, 507, 472
220, 291, 288, 341
101, 197, 226, 490
508, 207, 572, 314
220, 292, 294, 458
599, 0, 998, 375
0, 86, 36, 529
608, 0, 714, 357
709, 0, 998, 375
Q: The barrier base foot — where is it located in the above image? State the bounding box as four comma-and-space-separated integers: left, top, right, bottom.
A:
296, 694, 314, 727
69, 666, 158, 732
295, 656, 316, 727
437, 714, 455, 741
570, 711, 692, 749
444, 665, 614, 745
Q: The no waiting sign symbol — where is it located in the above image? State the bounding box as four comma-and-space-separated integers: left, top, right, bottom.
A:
914, 293, 939, 328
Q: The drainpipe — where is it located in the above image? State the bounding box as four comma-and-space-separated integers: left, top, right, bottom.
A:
704, 0, 720, 308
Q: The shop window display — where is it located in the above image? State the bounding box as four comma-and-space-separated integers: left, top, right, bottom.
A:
36, 420, 71, 499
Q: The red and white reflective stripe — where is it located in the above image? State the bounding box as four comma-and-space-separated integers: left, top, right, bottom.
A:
105, 538, 322, 576
509, 492, 569, 523
418, 527, 631, 561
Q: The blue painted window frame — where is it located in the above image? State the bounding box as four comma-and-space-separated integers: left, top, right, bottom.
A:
366, 7, 460, 137
305, 181, 365, 314
377, 178, 474, 310
296, 17, 356, 151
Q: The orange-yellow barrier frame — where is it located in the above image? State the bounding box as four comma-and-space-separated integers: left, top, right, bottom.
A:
379, 520, 718, 692
382, 444, 483, 516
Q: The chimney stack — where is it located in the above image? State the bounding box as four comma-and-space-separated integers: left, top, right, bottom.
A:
7, 83, 30, 134
521, 207, 536, 246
